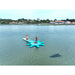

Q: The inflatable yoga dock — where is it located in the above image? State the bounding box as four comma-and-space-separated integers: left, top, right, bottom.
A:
23, 38, 44, 48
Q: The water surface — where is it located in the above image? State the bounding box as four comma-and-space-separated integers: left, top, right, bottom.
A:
0, 25, 75, 65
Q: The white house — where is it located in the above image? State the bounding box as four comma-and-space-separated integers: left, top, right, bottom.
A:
55, 21, 65, 24
50, 21, 55, 24
65, 21, 71, 24
72, 22, 75, 24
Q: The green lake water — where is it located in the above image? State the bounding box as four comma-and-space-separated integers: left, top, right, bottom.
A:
0, 25, 75, 65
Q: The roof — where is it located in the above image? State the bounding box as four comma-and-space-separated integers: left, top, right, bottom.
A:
55, 21, 64, 22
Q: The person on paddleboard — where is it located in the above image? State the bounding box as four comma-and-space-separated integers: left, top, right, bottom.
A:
26, 34, 29, 40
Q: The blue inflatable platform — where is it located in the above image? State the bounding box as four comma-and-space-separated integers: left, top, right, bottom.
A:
23, 38, 44, 48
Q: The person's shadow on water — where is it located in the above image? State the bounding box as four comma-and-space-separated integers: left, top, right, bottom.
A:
50, 53, 61, 58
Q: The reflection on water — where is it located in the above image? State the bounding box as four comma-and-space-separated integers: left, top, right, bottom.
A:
0, 25, 75, 65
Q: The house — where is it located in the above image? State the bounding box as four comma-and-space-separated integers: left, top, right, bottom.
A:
65, 21, 72, 24
72, 22, 75, 24
50, 21, 55, 24
9, 22, 17, 24
55, 21, 65, 24
18, 22, 24, 24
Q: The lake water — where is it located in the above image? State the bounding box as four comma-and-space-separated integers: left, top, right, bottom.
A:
0, 25, 75, 65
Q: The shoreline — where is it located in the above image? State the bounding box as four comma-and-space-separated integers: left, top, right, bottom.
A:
0, 23, 75, 25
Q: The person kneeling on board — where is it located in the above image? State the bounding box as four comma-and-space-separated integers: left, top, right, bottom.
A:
26, 34, 29, 40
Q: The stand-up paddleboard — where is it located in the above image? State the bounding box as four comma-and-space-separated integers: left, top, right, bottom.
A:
23, 38, 33, 42
22, 38, 26, 41
23, 38, 44, 48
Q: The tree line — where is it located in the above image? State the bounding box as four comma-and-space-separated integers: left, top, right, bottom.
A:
0, 18, 75, 24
